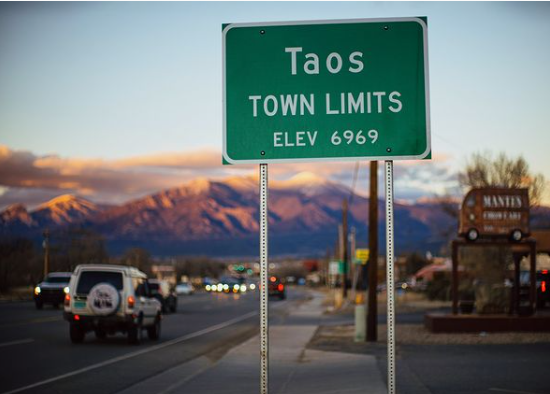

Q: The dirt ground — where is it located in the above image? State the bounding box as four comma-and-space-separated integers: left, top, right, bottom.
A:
313, 323, 550, 348
319, 290, 550, 347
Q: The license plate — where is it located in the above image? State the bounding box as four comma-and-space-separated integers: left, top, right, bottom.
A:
74, 301, 86, 309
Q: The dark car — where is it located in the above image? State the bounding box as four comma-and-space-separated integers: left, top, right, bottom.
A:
34, 272, 72, 309
268, 276, 286, 300
537, 270, 550, 308
148, 279, 177, 313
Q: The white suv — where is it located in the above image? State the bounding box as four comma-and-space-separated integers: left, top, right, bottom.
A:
64, 264, 162, 344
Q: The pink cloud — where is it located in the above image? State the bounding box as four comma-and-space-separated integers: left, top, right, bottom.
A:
0, 145, 463, 209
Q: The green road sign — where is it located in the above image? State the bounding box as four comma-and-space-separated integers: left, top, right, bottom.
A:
329, 261, 345, 275
223, 17, 430, 164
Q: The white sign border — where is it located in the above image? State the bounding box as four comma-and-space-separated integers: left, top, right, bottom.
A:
222, 17, 431, 165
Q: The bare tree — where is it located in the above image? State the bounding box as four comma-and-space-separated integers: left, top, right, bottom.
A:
456, 152, 545, 312
122, 248, 152, 274
51, 228, 109, 272
0, 238, 36, 292
459, 152, 546, 206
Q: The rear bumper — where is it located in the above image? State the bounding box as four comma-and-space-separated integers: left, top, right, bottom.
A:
64, 312, 137, 332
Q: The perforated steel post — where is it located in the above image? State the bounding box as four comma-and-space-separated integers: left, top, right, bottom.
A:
385, 160, 396, 394
259, 163, 269, 394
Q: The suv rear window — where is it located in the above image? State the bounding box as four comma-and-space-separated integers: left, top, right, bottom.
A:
76, 271, 123, 295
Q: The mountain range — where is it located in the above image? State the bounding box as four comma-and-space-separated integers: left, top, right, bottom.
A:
2, 173, 549, 257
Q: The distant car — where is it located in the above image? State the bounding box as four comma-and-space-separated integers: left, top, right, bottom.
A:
175, 282, 194, 296
64, 264, 162, 344
34, 272, 72, 309
268, 276, 286, 300
149, 279, 178, 313
217, 276, 247, 294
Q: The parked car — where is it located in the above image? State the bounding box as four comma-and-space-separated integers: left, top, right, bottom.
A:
64, 264, 162, 344
175, 282, 194, 296
34, 272, 72, 309
268, 276, 286, 300
149, 279, 178, 313
537, 270, 550, 308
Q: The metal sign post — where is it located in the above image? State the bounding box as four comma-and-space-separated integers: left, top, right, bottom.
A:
385, 160, 396, 394
259, 163, 269, 394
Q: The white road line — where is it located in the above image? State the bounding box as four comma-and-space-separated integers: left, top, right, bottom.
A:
1, 310, 258, 394
0, 338, 34, 348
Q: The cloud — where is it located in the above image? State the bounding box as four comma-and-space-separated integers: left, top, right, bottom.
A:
0, 145, 237, 208
0, 145, 461, 209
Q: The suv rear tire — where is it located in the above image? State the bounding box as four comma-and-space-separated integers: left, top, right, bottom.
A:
70, 323, 85, 344
169, 298, 177, 313
147, 316, 161, 340
128, 317, 143, 345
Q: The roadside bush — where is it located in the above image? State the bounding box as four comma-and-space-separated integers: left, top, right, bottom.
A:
426, 275, 451, 301
0, 237, 37, 292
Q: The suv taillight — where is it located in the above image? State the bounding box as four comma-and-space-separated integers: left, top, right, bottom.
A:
127, 295, 135, 309
278, 284, 284, 292
64, 293, 70, 307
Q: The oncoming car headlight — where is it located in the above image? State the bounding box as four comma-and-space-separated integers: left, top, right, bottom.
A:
63, 286, 70, 294
34, 286, 41, 295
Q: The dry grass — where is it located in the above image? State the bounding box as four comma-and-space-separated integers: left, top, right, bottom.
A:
0, 286, 33, 302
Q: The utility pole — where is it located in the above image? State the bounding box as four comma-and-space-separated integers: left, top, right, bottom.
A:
350, 226, 356, 291
43, 229, 50, 278
367, 161, 378, 342
342, 198, 349, 299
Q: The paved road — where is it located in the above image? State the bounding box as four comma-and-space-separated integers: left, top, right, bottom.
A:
0, 288, 308, 394
394, 343, 550, 394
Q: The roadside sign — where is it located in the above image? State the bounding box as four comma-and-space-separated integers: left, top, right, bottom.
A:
223, 17, 430, 164
356, 248, 370, 264
222, 18, 430, 394
329, 261, 345, 275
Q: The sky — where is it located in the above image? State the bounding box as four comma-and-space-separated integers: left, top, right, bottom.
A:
1, 2, 549, 209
